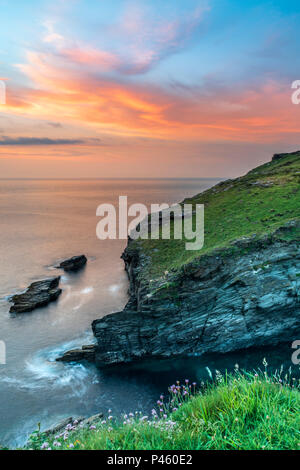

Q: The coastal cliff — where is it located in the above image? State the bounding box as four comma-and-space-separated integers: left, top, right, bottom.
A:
91, 151, 300, 365
58, 152, 300, 366
93, 221, 300, 365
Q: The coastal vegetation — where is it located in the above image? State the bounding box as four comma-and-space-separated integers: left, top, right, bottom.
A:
23, 367, 300, 451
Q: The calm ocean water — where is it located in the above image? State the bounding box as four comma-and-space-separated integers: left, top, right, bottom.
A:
0, 178, 297, 446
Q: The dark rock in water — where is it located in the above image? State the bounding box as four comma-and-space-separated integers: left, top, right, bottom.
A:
9, 277, 62, 314
56, 344, 96, 363
57, 255, 87, 272
42, 413, 103, 436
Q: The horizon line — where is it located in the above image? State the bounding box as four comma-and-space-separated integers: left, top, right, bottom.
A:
0, 177, 225, 181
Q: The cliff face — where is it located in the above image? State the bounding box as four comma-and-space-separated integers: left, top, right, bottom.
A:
90, 151, 300, 366
92, 222, 300, 365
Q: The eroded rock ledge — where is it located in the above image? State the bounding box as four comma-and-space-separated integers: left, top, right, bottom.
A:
91, 221, 300, 366
56, 345, 96, 363
37, 413, 103, 439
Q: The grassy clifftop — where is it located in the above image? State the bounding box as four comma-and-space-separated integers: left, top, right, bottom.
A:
133, 151, 300, 279
24, 371, 300, 450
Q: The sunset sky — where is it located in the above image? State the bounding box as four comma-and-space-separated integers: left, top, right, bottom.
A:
0, 0, 300, 178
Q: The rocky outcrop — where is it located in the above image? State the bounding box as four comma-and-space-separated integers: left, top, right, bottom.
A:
57, 255, 87, 272
272, 150, 300, 161
9, 277, 62, 314
92, 221, 300, 366
42, 413, 103, 436
56, 345, 96, 363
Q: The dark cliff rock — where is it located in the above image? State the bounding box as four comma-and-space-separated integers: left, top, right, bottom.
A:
57, 255, 87, 272
92, 221, 300, 366
9, 277, 62, 314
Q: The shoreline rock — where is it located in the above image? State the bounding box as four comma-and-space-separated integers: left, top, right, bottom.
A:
57, 255, 87, 272
56, 344, 96, 363
41, 413, 104, 437
9, 277, 62, 314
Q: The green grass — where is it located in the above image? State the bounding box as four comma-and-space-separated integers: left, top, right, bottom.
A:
130, 151, 300, 279
25, 369, 300, 450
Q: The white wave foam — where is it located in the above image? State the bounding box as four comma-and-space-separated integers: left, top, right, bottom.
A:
0, 332, 98, 393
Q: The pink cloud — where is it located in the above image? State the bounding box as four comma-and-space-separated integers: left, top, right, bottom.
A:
61, 47, 121, 69
116, 2, 209, 73
36, 3, 209, 76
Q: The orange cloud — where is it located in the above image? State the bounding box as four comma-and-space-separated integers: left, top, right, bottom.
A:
2, 43, 299, 146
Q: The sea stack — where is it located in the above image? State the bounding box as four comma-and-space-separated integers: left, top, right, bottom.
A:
9, 277, 62, 314
57, 255, 87, 272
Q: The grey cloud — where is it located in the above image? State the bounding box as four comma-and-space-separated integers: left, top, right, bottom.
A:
47, 122, 63, 128
0, 136, 103, 146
